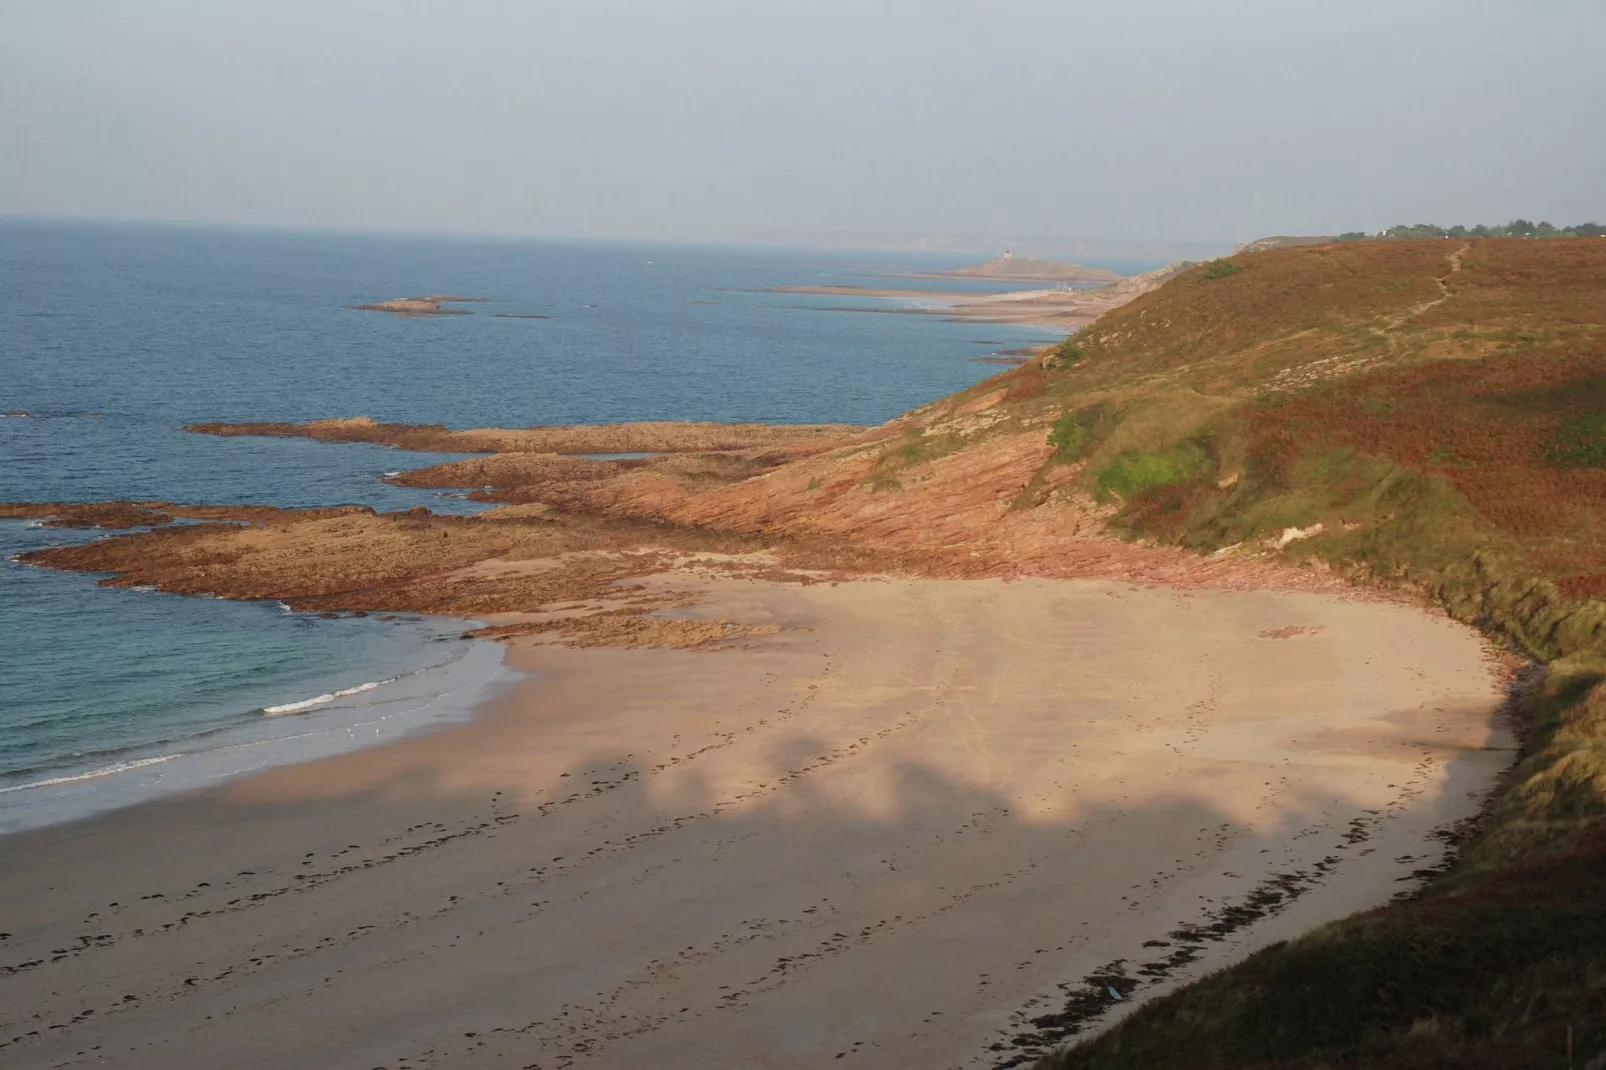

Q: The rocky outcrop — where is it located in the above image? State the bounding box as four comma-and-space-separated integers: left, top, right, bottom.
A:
347, 295, 488, 317
0, 502, 174, 529
183, 417, 863, 456
0, 501, 372, 529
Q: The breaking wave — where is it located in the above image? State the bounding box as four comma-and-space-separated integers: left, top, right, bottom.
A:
0, 754, 181, 795
261, 679, 384, 715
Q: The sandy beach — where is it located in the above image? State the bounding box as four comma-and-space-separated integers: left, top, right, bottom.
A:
0, 573, 1511, 1069
764, 263, 1190, 331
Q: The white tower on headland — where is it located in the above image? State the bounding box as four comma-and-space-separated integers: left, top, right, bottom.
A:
1002, 249, 1013, 261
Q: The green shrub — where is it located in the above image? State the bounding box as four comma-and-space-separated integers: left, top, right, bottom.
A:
1201, 259, 1244, 280
1544, 413, 1606, 469
1096, 441, 1210, 499
1044, 341, 1085, 371
1047, 412, 1091, 459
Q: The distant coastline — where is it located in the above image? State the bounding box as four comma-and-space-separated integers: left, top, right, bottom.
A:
893, 255, 1125, 284
766, 261, 1189, 330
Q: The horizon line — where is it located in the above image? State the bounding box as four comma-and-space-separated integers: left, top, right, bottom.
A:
0, 211, 1237, 258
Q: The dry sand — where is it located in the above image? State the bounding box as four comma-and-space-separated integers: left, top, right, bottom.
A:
0, 575, 1511, 1069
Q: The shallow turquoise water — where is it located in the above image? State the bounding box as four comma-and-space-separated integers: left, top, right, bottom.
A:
0, 218, 1154, 830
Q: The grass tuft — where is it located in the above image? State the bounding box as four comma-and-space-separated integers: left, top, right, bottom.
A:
1095, 441, 1211, 500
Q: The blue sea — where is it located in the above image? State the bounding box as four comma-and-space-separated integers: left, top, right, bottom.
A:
0, 218, 1156, 833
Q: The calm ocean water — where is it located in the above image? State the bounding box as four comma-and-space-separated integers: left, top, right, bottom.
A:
0, 218, 1156, 832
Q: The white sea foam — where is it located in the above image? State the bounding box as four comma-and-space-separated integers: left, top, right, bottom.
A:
337, 681, 382, 697
0, 754, 181, 794
261, 679, 383, 715
261, 693, 337, 715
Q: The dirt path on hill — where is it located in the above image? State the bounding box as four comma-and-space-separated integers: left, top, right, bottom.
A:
1382, 241, 1471, 333
1272, 242, 1475, 393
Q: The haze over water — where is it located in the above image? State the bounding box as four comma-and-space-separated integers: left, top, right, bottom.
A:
0, 219, 1137, 832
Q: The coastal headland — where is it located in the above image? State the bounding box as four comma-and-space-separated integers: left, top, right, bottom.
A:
6, 237, 1606, 1067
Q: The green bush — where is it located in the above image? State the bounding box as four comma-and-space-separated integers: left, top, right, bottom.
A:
1048, 412, 1091, 459
1095, 441, 1210, 498
1201, 259, 1243, 280
1545, 413, 1606, 469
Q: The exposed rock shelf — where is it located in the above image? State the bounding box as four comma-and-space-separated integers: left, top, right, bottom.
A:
346, 295, 490, 317
183, 417, 863, 456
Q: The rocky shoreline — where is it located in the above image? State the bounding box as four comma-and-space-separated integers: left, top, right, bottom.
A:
8, 399, 1368, 654
183, 416, 861, 455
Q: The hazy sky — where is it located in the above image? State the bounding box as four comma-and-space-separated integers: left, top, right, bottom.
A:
4, 1, 1603, 246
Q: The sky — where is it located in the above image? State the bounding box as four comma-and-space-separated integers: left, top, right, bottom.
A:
3, 1, 1603, 248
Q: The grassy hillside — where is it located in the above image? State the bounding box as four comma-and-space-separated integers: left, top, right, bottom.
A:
1015, 238, 1606, 661
974, 238, 1606, 1067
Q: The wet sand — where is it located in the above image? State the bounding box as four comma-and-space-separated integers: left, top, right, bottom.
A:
0, 575, 1511, 1069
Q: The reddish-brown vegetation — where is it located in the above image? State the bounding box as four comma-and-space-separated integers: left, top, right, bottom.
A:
1248, 349, 1606, 568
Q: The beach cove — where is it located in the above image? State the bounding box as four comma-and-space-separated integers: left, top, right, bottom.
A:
0, 224, 1537, 1067
0, 573, 1509, 1068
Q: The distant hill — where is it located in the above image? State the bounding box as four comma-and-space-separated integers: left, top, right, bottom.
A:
1233, 234, 1334, 254
935, 257, 1126, 284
